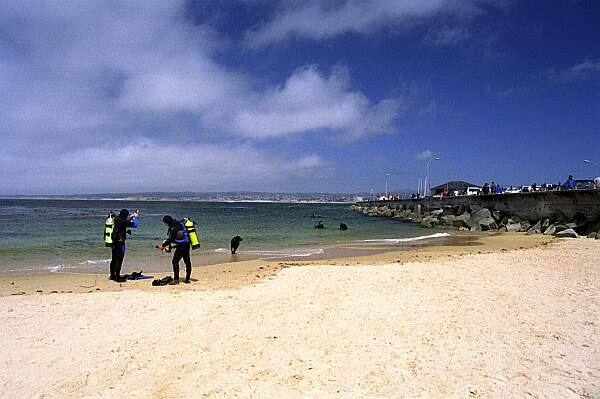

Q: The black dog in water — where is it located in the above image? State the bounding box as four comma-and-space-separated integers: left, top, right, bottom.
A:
231, 236, 243, 254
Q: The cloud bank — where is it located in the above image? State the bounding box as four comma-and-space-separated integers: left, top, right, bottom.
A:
0, 140, 330, 194
0, 0, 402, 193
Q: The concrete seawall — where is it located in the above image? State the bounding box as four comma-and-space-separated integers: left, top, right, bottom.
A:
356, 190, 600, 222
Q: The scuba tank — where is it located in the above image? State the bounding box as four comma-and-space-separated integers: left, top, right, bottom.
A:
103, 211, 115, 247
183, 218, 200, 249
131, 210, 140, 228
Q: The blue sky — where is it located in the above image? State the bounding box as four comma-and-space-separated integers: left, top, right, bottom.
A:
0, 0, 598, 194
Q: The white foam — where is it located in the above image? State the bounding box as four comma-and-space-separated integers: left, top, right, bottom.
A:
46, 264, 64, 273
361, 232, 451, 244
214, 248, 228, 253
245, 248, 325, 259
78, 259, 110, 265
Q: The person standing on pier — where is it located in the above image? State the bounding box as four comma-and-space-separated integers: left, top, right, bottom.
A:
566, 175, 576, 190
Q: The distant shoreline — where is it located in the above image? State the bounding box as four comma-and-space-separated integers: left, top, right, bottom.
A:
0, 197, 354, 204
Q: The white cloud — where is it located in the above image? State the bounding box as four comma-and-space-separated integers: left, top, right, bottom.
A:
0, 141, 331, 194
415, 150, 435, 160
232, 65, 402, 139
0, 1, 401, 143
246, 0, 498, 48
0, 1, 418, 193
556, 60, 600, 81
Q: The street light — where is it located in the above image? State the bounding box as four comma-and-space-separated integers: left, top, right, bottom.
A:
584, 159, 598, 178
424, 157, 440, 197
385, 173, 392, 199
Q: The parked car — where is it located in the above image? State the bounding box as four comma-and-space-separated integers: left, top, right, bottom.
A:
466, 187, 481, 196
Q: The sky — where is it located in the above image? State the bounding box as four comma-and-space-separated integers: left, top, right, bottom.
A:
0, 0, 598, 195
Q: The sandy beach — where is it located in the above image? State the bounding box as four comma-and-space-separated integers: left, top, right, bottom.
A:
1, 233, 599, 398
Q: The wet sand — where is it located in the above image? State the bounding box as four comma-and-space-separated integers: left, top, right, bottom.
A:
1, 233, 598, 398
0, 233, 549, 296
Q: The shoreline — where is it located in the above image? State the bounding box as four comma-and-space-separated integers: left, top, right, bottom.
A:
0, 230, 458, 277
0, 232, 553, 297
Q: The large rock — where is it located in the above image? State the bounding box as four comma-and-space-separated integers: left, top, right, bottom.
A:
453, 213, 472, 228
393, 209, 411, 218
555, 228, 579, 238
541, 219, 550, 231
505, 222, 522, 232
492, 210, 503, 222
441, 215, 456, 226
470, 205, 482, 213
431, 209, 444, 217
574, 219, 600, 236
509, 215, 522, 224
543, 223, 568, 236
420, 216, 440, 228
469, 208, 492, 230
479, 217, 498, 231
527, 220, 542, 235
377, 206, 389, 216
471, 208, 491, 221
442, 206, 457, 216
518, 221, 532, 232
455, 205, 468, 216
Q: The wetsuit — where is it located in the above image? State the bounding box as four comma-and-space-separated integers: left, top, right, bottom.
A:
231, 236, 242, 254
110, 210, 136, 280
163, 221, 192, 282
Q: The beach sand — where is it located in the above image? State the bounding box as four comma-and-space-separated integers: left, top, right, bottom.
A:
1, 234, 598, 398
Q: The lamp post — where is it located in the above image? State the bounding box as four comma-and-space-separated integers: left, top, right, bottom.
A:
424, 157, 440, 197
584, 159, 598, 178
385, 173, 391, 199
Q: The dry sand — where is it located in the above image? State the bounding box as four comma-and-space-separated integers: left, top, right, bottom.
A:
1, 234, 599, 398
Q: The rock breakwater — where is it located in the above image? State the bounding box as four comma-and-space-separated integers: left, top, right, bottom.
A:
350, 203, 600, 239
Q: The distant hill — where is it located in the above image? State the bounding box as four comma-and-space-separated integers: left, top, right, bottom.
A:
0, 192, 366, 203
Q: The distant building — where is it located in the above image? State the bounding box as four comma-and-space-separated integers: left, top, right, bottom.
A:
431, 181, 481, 196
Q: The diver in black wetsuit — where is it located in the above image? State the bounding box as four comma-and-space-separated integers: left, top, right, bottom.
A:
231, 236, 243, 254
110, 209, 138, 281
160, 215, 192, 284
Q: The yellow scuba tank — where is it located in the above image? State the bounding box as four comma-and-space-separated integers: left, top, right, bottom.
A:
104, 212, 115, 247
183, 218, 200, 250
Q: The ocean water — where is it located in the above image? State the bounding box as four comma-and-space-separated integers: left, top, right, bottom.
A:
0, 199, 448, 275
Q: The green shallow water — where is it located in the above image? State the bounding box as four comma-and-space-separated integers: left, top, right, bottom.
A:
0, 199, 446, 274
